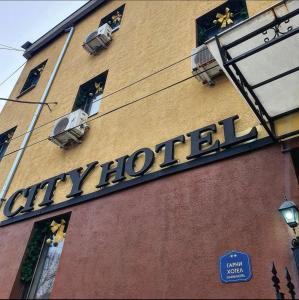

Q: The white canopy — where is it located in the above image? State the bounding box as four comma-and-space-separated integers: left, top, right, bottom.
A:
206, 0, 299, 119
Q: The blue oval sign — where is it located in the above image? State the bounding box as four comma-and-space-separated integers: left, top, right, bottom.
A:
219, 250, 252, 283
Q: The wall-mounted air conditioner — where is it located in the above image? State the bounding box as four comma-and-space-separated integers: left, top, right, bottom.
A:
83, 23, 112, 55
191, 45, 222, 86
49, 109, 89, 148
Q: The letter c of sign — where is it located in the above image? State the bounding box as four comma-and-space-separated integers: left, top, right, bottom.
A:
3, 188, 27, 218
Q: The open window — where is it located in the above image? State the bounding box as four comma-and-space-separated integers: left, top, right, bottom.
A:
18, 60, 47, 97
15, 213, 71, 299
196, 0, 248, 46
291, 148, 299, 184
99, 4, 125, 32
0, 127, 16, 162
73, 70, 108, 117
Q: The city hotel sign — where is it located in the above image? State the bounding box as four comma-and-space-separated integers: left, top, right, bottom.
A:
1, 115, 262, 226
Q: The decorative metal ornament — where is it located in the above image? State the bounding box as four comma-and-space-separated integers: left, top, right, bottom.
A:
33, 66, 45, 76
111, 11, 122, 24
46, 219, 66, 246
37, 66, 44, 73
94, 82, 103, 95
213, 7, 234, 28
262, 19, 293, 43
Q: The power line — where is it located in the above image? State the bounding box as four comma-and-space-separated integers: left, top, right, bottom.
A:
0, 43, 14, 48
0, 47, 24, 52
0, 97, 57, 106
0, 61, 26, 87
0, 43, 24, 51
0, 43, 20, 49
3, 48, 206, 146
0, 64, 219, 160
0, 97, 58, 112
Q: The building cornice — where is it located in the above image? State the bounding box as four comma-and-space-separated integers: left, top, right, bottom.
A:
23, 0, 107, 59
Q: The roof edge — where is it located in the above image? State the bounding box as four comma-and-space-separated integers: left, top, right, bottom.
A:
23, 0, 107, 59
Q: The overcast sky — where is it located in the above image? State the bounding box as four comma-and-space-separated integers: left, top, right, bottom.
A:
0, 1, 87, 112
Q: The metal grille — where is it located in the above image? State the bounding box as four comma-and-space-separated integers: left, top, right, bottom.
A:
85, 31, 98, 44
194, 46, 214, 66
53, 118, 69, 136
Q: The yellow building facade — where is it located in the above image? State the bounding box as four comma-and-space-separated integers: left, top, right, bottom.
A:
0, 0, 276, 219
0, 1, 299, 298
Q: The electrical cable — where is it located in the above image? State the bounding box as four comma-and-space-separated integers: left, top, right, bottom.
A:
0, 97, 58, 112
2, 47, 207, 145
0, 97, 57, 106
0, 43, 24, 52
0, 47, 24, 52
0, 64, 219, 160
0, 61, 26, 87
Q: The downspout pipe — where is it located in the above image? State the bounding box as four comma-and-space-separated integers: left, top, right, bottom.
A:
0, 26, 74, 203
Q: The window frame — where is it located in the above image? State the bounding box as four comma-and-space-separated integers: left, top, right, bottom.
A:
291, 148, 299, 184
99, 4, 125, 33
0, 127, 16, 162
195, 0, 248, 47
18, 60, 47, 98
18, 213, 71, 299
72, 70, 108, 117
87, 93, 103, 117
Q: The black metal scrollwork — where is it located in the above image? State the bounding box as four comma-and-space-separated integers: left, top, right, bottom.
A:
234, 68, 266, 115
263, 19, 293, 43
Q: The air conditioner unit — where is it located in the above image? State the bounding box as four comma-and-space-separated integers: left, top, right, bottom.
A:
83, 23, 113, 55
191, 45, 222, 86
49, 109, 89, 148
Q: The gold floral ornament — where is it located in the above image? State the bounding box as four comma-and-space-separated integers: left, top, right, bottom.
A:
37, 65, 45, 73
33, 66, 45, 77
46, 219, 66, 247
213, 7, 234, 28
94, 82, 103, 95
111, 11, 122, 25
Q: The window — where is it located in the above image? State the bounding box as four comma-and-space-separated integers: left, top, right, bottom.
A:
99, 4, 125, 32
0, 127, 16, 161
291, 148, 299, 184
196, 0, 248, 46
19, 60, 47, 97
73, 70, 108, 116
18, 214, 70, 299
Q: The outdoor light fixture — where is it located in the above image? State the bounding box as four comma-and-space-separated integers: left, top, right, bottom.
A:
278, 197, 299, 277
206, 0, 299, 141
279, 199, 299, 230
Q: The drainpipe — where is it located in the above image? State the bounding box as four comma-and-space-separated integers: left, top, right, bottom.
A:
0, 27, 74, 204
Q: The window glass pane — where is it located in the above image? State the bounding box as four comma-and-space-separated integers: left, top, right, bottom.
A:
33, 241, 64, 299
20, 61, 47, 95
196, 0, 248, 46
291, 148, 299, 184
99, 4, 125, 31
0, 127, 16, 162
18, 215, 70, 300
73, 71, 108, 116
88, 94, 102, 116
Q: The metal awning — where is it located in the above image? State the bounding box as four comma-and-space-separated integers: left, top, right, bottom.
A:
206, 0, 299, 141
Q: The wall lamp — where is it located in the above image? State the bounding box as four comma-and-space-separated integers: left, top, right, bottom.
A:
279, 198, 299, 276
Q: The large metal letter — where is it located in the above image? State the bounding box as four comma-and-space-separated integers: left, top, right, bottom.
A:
97, 155, 128, 188
39, 174, 66, 207
66, 161, 98, 198
3, 189, 27, 218
186, 124, 220, 159
219, 115, 258, 148
155, 135, 185, 167
126, 148, 155, 177
21, 183, 41, 213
